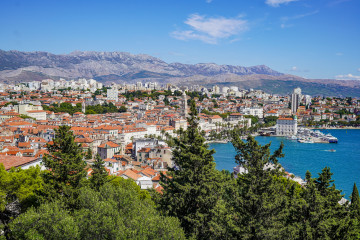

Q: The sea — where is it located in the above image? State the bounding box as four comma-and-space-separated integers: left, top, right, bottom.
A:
209, 129, 360, 198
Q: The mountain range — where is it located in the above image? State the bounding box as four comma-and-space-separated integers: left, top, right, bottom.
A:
0, 50, 359, 97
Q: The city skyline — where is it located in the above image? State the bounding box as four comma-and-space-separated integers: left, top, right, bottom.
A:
1, 0, 359, 80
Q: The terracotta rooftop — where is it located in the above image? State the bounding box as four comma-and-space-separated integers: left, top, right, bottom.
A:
0, 156, 39, 170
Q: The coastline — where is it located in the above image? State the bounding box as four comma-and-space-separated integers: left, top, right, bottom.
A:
205, 140, 229, 144
306, 127, 360, 130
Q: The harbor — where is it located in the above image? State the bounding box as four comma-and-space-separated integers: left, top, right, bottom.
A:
288, 128, 338, 144
260, 127, 338, 143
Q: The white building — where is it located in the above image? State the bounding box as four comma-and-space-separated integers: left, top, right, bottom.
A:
222, 87, 229, 95
97, 141, 121, 159
276, 116, 298, 136
304, 95, 312, 106
14, 104, 47, 120
239, 107, 264, 119
107, 87, 119, 102
212, 85, 220, 94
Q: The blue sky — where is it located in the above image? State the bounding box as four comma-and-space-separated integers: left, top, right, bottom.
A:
0, 0, 359, 79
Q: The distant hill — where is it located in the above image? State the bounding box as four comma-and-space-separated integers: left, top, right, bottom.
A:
0, 50, 359, 97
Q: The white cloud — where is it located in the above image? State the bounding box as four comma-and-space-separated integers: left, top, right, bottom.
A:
266, 0, 298, 7
336, 52, 343, 56
335, 74, 360, 80
171, 14, 248, 44
328, 0, 352, 6
280, 23, 293, 28
280, 10, 318, 28
206, 0, 213, 3
171, 30, 217, 44
281, 10, 319, 21
357, 68, 360, 72
289, 66, 309, 72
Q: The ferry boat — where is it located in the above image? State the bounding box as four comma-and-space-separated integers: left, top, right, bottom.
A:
325, 134, 338, 143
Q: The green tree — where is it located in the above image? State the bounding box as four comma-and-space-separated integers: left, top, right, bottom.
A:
314, 167, 334, 196
244, 115, 259, 125
41, 126, 87, 208
159, 100, 222, 239
227, 134, 289, 239
264, 116, 278, 124
10, 183, 185, 240
9, 202, 79, 240
299, 167, 349, 239
350, 183, 360, 218
0, 165, 43, 239
349, 183, 360, 238
118, 105, 127, 112
85, 148, 92, 160
90, 154, 109, 190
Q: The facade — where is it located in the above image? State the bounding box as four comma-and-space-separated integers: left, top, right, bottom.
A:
132, 138, 166, 160
239, 107, 264, 119
97, 141, 121, 159
26, 110, 47, 120
14, 104, 47, 120
276, 116, 298, 136
107, 87, 119, 102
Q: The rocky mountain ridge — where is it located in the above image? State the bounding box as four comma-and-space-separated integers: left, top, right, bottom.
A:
0, 50, 359, 97
0, 50, 284, 81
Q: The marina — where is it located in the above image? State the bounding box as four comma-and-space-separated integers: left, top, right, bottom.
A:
269, 127, 339, 143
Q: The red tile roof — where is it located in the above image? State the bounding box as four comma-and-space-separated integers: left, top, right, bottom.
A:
0, 156, 39, 170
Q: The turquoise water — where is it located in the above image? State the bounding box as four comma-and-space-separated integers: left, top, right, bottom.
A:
209, 129, 360, 198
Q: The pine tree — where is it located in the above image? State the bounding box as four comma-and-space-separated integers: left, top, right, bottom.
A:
314, 167, 335, 196
300, 167, 348, 239
42, 125, 87, 206
159, 100, 222, 239
229, 134, 288, 239
90, 154, 109, 190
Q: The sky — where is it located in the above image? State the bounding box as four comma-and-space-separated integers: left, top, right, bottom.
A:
0, 0, 359, 80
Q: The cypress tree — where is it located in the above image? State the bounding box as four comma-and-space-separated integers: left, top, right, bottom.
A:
90, 154, 109, 190
350, 183, 360, 217
159, 100, 222, 239
348, 183, 360, 239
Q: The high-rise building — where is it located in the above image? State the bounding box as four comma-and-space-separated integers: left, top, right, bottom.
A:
182, 90, 188, 118
107, 87, 119, 102
290, 87, 302, 113
82, 101, 86, 113
212, 85, 220, 94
